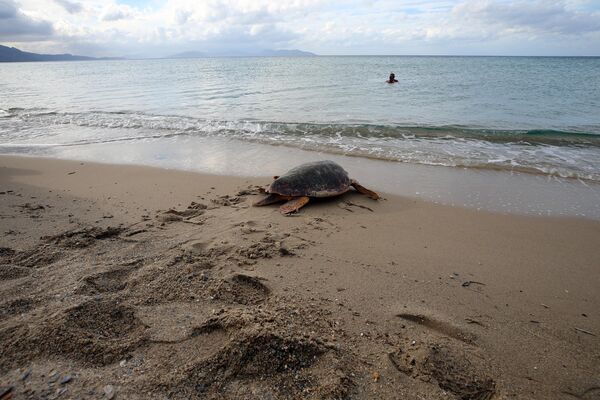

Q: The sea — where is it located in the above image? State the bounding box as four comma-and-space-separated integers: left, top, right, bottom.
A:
1, 56, 600, 218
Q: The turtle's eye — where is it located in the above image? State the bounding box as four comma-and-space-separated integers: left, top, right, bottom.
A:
273, 176, 279, 180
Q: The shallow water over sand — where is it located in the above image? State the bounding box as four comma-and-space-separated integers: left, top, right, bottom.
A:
6, 131, 598, 220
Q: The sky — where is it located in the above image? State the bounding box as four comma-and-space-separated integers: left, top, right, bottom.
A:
1, 0, 599, 57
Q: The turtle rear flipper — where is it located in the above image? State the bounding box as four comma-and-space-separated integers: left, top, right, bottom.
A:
279, 196, 310, 214
351, 180, 380, 200
254, 194, 288, 207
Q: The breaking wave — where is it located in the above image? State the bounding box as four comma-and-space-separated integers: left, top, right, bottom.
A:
1, 108, 600, 182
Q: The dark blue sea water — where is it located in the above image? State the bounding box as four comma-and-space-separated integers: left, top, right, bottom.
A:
1, 56, 599, 181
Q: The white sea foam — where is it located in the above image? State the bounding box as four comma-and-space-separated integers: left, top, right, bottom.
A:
1, 109, 599, 182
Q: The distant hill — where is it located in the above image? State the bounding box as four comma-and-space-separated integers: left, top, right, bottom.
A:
168, 49, 316, 59
0, 45, 121, 62
256, 49, 316, 57
0, 44, 315, 62
169, 51, 208, 59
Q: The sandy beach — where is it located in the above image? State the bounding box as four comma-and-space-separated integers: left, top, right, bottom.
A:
1, 155, 599, 399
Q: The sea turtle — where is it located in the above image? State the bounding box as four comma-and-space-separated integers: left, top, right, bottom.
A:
253, 160, 379, 214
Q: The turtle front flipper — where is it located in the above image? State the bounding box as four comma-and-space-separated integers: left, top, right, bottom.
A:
254, 194, 288, 207
279, 196, 310, 214
351, 180, 380, 200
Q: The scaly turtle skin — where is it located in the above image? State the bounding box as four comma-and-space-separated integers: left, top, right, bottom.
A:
254, 160, 379, 214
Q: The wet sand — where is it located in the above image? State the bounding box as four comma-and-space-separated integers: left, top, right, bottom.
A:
1, 155, 599, 399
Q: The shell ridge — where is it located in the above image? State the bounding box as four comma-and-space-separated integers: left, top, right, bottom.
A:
268, 161, 351, 197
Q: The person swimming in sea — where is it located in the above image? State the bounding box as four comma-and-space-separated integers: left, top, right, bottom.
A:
387, 72, 398, 83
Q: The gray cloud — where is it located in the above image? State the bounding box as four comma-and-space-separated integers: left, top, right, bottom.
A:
175, 10, 192, 25
54, 0, 82, 14
153, 23, 299, 57
454, 0, 600, 36
0, 0, 54, 40
0, 0, 17, 19
101, 8, 131, 22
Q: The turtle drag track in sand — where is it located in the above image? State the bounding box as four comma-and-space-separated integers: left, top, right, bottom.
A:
0, 189, 357, 399
0, 185, 500, 399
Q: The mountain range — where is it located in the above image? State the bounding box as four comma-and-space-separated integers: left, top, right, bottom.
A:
0, 44, 316, 62
0, 45, 121, 62
168, 49, 316, 58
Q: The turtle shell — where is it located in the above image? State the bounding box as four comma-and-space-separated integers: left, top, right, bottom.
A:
268, 160, 352, 198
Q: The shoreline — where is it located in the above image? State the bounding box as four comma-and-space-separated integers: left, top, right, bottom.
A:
2, 137, 600, 221
1, 155, 599, 399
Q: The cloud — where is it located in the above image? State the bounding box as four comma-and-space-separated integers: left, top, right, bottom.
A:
54, 0, 81, 14
101, 5, 134, 21
3, 0, 600, 56
174, 9, 191, 24
452, 0, 600, 36
0, 0, 54, 40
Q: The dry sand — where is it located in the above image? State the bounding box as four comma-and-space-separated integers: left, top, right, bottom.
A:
1, 155, 599, 400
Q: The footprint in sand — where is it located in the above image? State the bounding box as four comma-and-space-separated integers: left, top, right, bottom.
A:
0, 298, 35, 321
47, 299, 147, 365
211, 274, 271, 305
76, 267, 134, 295
389, 343, 496, 400
1, 299, 147, 368
163, 330, 350, 399
390, 311, 496, 399
396, 312, 477, 344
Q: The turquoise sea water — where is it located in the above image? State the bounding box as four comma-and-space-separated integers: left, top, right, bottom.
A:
1, 56, 599, 182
